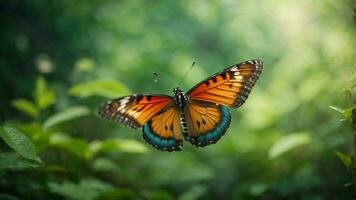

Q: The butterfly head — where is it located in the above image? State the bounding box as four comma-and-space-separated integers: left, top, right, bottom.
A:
173, 87, 183, 93
173, 87, 188, 112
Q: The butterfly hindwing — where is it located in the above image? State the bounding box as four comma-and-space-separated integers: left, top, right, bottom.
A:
99, 95, 173, 129
187, 59, 263, 108
142, 105, 183, 151
184, 100, 231, 147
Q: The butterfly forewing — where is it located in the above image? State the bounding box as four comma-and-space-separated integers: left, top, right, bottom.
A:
99, 95, 173, 128
187, 59, 263, 108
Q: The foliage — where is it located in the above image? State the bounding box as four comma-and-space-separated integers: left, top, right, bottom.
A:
335, 151, 352, 170
0, 0, 355, 199
0, 127, 42, 163
268, 132, 311, 159
48, 178, 114, 200
43, 106, 91, 129
68, 80, 131, 99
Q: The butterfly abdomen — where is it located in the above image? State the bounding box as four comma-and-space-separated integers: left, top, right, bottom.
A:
172, 87, 190, 139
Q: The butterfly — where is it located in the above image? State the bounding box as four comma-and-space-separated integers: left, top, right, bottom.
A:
99, 59, 263, 151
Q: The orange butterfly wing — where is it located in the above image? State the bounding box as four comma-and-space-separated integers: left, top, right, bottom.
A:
142, 106, 183, 151
184, 100, 231, 147
99, 94, 183, 151
99, 95, 173, 128
184, 59, 263, 146
187, 59, 263, 108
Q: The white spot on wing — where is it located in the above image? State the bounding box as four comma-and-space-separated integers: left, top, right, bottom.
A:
235, 76, 243, 81
231, 67, 238, 72
117, 97, 130, 111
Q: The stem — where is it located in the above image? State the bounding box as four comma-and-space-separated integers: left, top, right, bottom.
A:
352, 88, 356, 197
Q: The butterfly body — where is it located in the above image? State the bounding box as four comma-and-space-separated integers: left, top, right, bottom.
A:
99, 59, 263, 151
173, 87, 189, 112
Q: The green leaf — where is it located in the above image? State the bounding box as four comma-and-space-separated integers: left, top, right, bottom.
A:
344, 182, 353, 187
49, 132, 90, 158
329, 105, 354, 120
269, 132, 311, 159
94, 188, 138, 200
0, 127, 42, 163
249, 183, 268, 196
75, 57, 95, 72
48, 178, 114, 200
43, 106, 91, 129
179, 185, 207, 200
329, 105, 344, 114
146, 154, 215, 185
0, 193, 19, 200
335, 151, 352, 169
68, 80, 130, 99
34, 76, 56, 110
11, 98, 38, 118
43, 164, 68, 173
142, 190, 175, 200
344, 71, 356, 94
342, 107, 354, 120
89, 139, 149, 155
17, 123, 49, 150
0, 153, 42, 171
92, 158, 120, 172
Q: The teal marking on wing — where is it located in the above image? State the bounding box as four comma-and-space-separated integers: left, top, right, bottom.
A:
142, 122, 181, 151
194, 106, 231, 146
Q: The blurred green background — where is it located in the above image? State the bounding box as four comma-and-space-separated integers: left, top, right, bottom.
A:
1, 1, 356, 199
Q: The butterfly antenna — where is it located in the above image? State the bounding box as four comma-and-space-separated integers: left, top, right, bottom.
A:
178, 61, 195, 85
153, 71, 176, 87
153, 72, 159, 82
